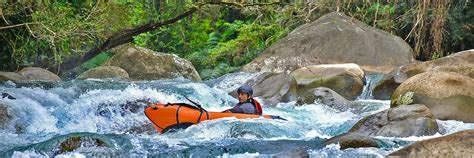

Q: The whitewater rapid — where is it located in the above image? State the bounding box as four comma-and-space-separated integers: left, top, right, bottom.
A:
1, 72, 473, 157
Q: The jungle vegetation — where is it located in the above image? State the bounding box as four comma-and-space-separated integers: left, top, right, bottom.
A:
1, 0, 472, 80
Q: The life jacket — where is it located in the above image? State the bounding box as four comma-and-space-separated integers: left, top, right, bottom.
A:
250, 98, 263, 115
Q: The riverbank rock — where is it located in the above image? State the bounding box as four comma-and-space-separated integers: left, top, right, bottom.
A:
234, 72, 297, 107
0, 72, 26, 82
107, 44, 201, 81
17, 67, 60, 81
389, 130, 474, 157
350, 104, 438, 137
391, 71, 474, 122
77, 66, 129, 79
323, 132, 380, 149
296, 87, 354, 111
373, 49, 474, 100
243, 12, 414, 73
290, 63, 364, 100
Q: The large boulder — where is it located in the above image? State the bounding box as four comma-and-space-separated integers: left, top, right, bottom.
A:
0, 72, 26, 82
296, 87, 355, 112
107, 44, 201, 81
243, 12, 414, 73
236, 72, 297, 107
77, 66, 129, 79
349, 104, 438, 137
373, 49, 474, 100
290, 63, 364, 100
389, 130, 474, 157
323, 132, 380, 149
391, 71, 474, 122
17, 67, 60, 81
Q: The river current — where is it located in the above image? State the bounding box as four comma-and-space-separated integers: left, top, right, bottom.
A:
1, 72, 473, 157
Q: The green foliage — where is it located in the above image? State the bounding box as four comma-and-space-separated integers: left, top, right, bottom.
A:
0, 2, 130, 71
130, 5, 289, 80
395, 91, 415, 106
80, 52, 114, 70
1, 1, 472, 80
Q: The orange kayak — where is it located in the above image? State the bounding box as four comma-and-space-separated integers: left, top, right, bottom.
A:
144, 103, 283, 134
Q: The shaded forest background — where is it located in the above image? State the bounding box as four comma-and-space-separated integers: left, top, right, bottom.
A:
1, 0, 472, 80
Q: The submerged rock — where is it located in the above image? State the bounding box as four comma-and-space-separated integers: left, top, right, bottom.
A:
350, 104, 439, 137
77, 66, 129, 79
391, 71, 474, 122
290, 63, 365, 100
4, 132, 131, 157
58, 136, 107, 154
0, 104, 11, 130
107, 44, 201, 81
243, 12, 414, 73
296, 87, 354, 112
17, 67, 61, 81
96, 99, 149, 118
126, 123, 156, 135
373, 49, 474, 100
1, 92, 16, 99
323, 132, 380, 149
389, 130, 474, 157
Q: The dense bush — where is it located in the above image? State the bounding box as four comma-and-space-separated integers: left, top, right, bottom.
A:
1, 1, 472, 80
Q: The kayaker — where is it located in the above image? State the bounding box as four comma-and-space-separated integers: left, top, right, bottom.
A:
223, 85, 262, 115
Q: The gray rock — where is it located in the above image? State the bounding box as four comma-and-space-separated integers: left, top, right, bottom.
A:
323, 132, 380, 149
17, 67, 61, 81
107, 44, 201, 81
349, 104, 439, 137
389, 130, 474, 157
77, 66, 129, 79
0, 72, 26, 82
0, 104, 11, 130
243, 12, 414, 73
290, 63, 365, 100
232, 72, 297, 107
296, 87, 354, 112
391, 71, 474, 122
373, 49, 474, 100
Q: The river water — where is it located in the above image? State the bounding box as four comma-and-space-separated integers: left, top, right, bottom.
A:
1, 72, 473, 157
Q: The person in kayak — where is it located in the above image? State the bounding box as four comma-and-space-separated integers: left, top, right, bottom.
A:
223, 85, 263, 115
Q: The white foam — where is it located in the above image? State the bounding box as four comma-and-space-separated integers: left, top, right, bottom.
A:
11, 150, 48, 158
374, 133, 444, 142
3, 97, 59, 133
219, 152, 260, 158
437, 119, 474, 134
55, 152, 86, 158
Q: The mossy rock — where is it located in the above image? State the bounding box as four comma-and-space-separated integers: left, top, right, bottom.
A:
0, 71, 26, 82
391, 71, 474, 122
106, 44, 201, 81
290, 63, 364, 100
389, 130, 474, 157
243, 11, 414, 73
18, 67, 60, 81
373, 49, 474, 100
77, 66, 129, 79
